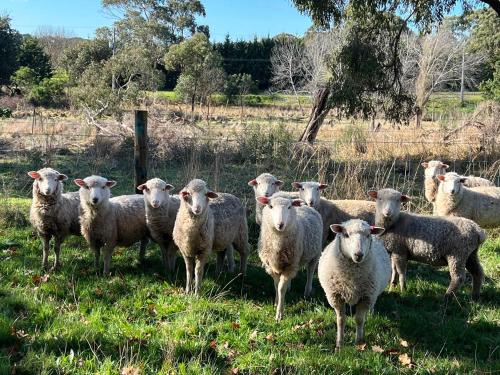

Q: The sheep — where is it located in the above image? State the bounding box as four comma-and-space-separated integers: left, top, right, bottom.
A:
248, 173, 284, 226
75, 175, 149, 275
173, 179, 249, 295
421, 160, 449, 203
434, 172, 500, 227
318, 219, 389, 350
291, 181, 375, 243
257, 192, 323, 321
421, 160, 494, 204
368, 188, 485, 300
137, 178, 180, 273
28, 168, 81, 271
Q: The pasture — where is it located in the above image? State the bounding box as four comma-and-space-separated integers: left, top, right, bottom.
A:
0, 92, 499, 374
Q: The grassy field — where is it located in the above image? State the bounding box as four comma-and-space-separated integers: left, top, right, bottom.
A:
0, 197, 498, 374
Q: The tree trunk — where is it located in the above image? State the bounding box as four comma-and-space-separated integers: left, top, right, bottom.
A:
415, 106, 422, 128
191, 94, 195, 113
299, 87, 331, 144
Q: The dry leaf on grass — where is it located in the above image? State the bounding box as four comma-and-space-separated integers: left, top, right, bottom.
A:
231, 322, 240, 329
121, 366, 141, 375
209, 340, 217, 349
372, 345, 384, 353
398, 353, 415, 368
249, 330, 258, 341
400, 339, 409, 347
356, 343, 367, 351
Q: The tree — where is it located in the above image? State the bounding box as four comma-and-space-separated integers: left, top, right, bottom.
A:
165, 33, 224, 112
35, 26, 83, 68
10, 66, 38, 93
0, 16, 22, 85
18, 36, 52, 81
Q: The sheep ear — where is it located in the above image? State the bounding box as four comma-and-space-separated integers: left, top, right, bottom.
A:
137, 183, 147, 191
370, 226, 385, 236
441, 163, 449, 169
165, 184, 174, 191
319, 184, 328, 190
330, 224, 343, 234
256, 196, 269, 205
74, 179, 86, 187
367, 190, 378, 199
292, 199, 303, 207
437, 175, 445, 182
106, 180, 117, 188
401, 195, 411, 202
421, 162, 429, 168
206, 191, 218, 199
248, 179, 258, 186
28, 171, 40, 179
291, 182, 302, 189
275, 180, 284, 187
57, 174, 68, 181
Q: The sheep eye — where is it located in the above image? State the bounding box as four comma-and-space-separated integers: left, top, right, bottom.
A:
300, 188, 304, 191
85, 186, 90, 190
269, 205, 273, 209
288, 206, 291, 209
316, 187, 319, 191
344, 233, 349, 238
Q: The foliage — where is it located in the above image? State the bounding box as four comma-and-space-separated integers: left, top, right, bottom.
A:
223, 73, 257, 104
480, 61, 500, 101
27, 70, 69, 108
0, 16, 22, 85
10, 67, 38, 93
214, 36, 276, 90
0, 107, 12, 118
17, 36, 52, 81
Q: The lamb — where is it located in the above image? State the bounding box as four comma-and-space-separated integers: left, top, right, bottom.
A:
368, 188, 485, 300
434, 172, 500, 227
137, 178, 180, 273
75, 175, 149, 275
257, 192, 323, 321
28, 168, 81, 271
421, 160, 494, 203
291, 181, 375, 243
421, 160, 449, 203
318, 220, 389, 350
173, 179, 249, 295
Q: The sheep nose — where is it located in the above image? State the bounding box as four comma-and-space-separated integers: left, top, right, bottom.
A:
353, 253, 364, 262
151, 200, 159, 208
92, 197, 98, 204
383, 209, 391, 217
192, 206, 201, 214
277, 223, 284, 230
308, 201, 314, 207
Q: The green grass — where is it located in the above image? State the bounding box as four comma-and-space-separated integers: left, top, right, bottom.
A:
0, 199, 498, 374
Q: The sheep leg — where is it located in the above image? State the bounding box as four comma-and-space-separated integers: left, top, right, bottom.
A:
165, 242, 177, 274
216, 251, 225, 275
51, 236, 63, 271
272, 274, 280, 307
393, 255, 407, 292
445, 256, 466, 299
275, 274, 290, 322
354, 302, 370, 345
304, 258, 318, 298
333, 300, 346, 351
194, 256, 206, 296
465, 250, 484, 301
236, 243, 249, 275
226, 245, 236, 274
139, 238, 148, 266
389, 256, 398, 291
91, 245, 101, 269
184, 257, 195, 294
41, 235, 51, 271
102, 246, 114, 276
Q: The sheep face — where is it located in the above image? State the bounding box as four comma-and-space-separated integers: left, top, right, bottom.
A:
368, 188, 410, 227
181, 179, 218, 216
248, 173, 283, 199
422, 160, 449, 179
74, 176, 116, 207
28, 168, 67, 196
330, 220, 384, 263
437, 172, 466, 196
291, 181, 327, 208
138, 178, 174, 209
257, 195, 302, 232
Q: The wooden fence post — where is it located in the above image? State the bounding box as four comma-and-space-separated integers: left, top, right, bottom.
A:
134, 110, 148, 194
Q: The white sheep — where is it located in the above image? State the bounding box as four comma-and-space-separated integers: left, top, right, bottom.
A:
248, 173, 284, 226
28, 168, 81, 271
368, 188, 485, 300
421, 160, 449, 203
291, 181, 375, 243
421, 160, 494, 204
137, 178, 180, 273
257, 192, 323, 321
434, 172, 500, 227
75, 175, 149, 275
318, 219, 389, 350
173, 179, 249, 295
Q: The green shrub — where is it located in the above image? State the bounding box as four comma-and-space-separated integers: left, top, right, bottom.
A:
0, 107, 11, 118
28, 70, 69, 108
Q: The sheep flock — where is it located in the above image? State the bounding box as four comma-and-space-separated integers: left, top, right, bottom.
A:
25, 161, 497, 349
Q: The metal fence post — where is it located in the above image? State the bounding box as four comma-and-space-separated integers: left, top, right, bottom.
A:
134, 110, 148, 193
